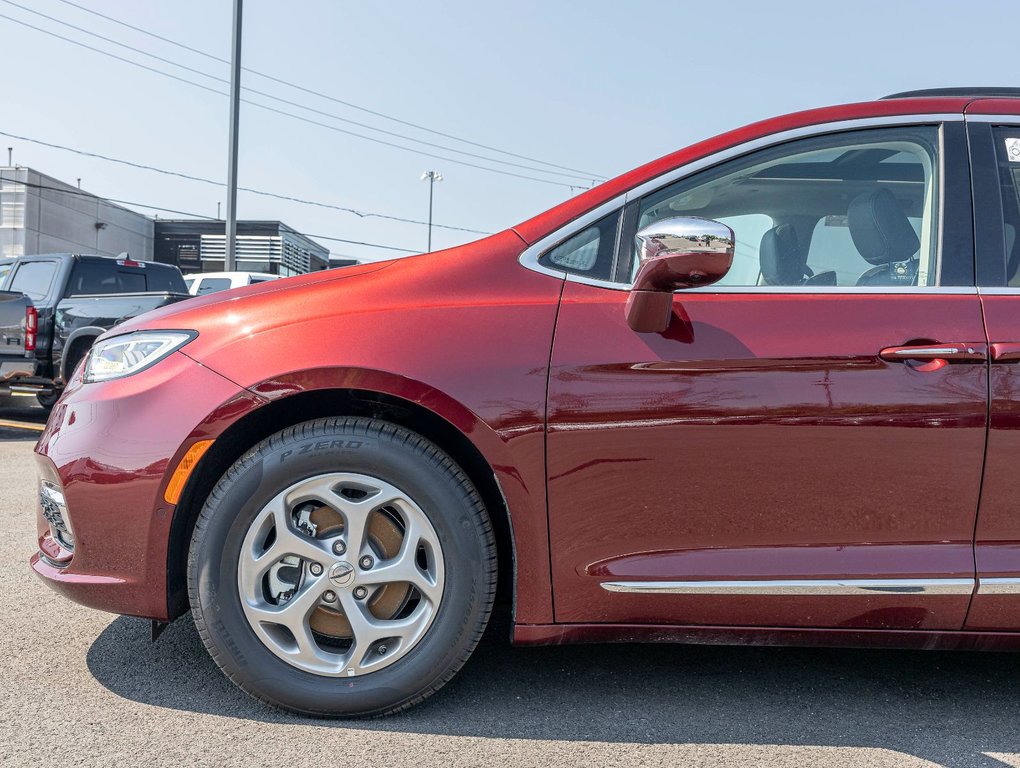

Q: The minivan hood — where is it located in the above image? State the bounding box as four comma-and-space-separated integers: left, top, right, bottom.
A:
105, 260, 395, 340
100, 230, 530, 378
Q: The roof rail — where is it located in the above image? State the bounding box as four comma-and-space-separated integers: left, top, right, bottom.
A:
882, 87, 1020, 100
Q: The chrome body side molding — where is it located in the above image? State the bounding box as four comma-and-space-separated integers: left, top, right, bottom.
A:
977, 578, 1020, 595
600, 578, 975, 596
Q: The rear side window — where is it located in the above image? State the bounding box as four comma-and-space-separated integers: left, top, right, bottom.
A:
993, 128, 1020, 286
195, 278, 232, 294
145, 265, 188, 293
9, 260, 57, 301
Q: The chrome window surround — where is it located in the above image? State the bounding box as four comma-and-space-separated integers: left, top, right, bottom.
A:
600, 578, 975, 596
520, 113, 963, 293
963, 114, 1020, 123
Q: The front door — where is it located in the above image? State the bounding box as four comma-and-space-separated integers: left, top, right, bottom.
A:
544, 120, 986, 630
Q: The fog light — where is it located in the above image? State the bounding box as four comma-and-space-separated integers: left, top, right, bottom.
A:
40, 482, 74, 551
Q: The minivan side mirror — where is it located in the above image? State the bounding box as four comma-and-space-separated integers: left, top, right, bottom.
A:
626, 216, 735, 332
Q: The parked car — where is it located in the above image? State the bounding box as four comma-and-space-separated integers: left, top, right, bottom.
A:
1, 254, 190, 406
32, 88, 1020, 717
183, 271, 281, 296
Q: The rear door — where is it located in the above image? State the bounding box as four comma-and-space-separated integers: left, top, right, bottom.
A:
963, 104, 1020, 629
544, 118, 987, 630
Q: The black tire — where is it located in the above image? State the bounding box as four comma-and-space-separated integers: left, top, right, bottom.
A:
36, 389, 61, 410
38, 343, 89, 411
188, 416, 497, 716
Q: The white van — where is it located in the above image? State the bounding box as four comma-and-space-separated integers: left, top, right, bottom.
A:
183, 271, 281, 296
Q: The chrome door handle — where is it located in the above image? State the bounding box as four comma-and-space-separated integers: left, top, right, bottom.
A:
879, 343, 986, 363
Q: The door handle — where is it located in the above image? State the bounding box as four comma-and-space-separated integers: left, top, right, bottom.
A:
879, 342, 986, 363
990, 343, 1020, 362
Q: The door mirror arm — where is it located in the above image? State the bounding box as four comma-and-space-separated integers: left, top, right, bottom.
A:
625, 217, 735, 332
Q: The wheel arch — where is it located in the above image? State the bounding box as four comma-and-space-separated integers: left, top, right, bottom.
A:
166, 378, 521, 625
60, 326, 105, 382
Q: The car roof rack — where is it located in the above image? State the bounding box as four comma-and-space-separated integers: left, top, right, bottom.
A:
882, 87, 1020, 100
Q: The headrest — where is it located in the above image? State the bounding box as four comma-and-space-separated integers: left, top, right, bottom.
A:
760, 224, 805, 285
848, 189, 920, 266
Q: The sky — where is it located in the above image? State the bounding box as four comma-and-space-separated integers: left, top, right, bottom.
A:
0, 0, 1015, 262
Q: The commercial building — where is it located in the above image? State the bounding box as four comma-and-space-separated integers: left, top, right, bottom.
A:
0, 166, 153, 259
0, 167, 331, 277
153, 220, 330, 276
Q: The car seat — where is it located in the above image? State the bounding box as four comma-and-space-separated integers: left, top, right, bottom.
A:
848, 189, 920, 286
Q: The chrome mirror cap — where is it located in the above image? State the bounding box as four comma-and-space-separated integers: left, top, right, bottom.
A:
626, 217, 735, 333
634, 216, 735, 289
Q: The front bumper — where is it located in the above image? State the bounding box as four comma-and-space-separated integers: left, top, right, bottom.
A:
30, 351, 261, 619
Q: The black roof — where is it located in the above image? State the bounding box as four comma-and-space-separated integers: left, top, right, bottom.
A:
882, 87, 1020, 100
8, 253, 171, 268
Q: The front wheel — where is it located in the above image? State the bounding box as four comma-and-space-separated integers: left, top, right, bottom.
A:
188, 417, 497, 716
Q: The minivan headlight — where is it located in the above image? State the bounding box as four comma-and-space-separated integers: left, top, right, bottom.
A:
84, 331, 196, 383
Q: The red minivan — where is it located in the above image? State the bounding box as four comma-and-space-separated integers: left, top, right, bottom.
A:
31, 88, 1020, 716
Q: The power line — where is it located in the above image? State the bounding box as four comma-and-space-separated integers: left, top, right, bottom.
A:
54, 0, 606, 180
0, 129, 491, 235
1, 0, 596, 182
296, 234, 416, 254
0, 8, 595, 190
0, 174, 419, 253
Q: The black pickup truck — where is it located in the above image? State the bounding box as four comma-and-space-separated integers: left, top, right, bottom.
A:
0, 254, 191, 407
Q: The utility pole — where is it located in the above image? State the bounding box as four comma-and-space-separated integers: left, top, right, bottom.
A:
420, 170, 442, 252
224, 0, 243, 271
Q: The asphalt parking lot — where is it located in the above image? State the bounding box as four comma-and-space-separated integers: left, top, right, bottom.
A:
3, 403, 1020, 767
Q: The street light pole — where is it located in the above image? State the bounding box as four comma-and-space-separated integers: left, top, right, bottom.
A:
421, 170, 442, 252
224, 0, 243, 272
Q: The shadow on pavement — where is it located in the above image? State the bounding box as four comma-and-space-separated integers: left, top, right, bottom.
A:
87, 611, 1020, 765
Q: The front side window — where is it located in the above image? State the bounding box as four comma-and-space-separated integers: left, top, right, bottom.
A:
625, 126, 940, 288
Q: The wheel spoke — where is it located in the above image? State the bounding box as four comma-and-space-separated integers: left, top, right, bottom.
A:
337, 591, 434, 673
334, 485, 404, 558
362, 545, 442, 603
243, 572, 325, 625
236, 470, 446, 678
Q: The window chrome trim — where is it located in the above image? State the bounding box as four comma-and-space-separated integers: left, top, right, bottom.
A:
964, 114, 1020, 124
977, 578, 1020, 595
978, 287, 1020, 295
629, 286, 977, 295
600, 578, 975, 596
520, 113, 962, 292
